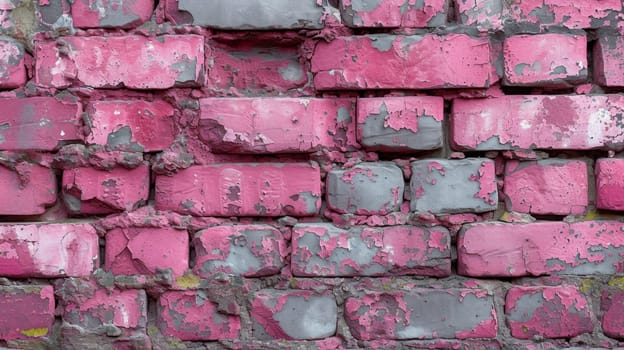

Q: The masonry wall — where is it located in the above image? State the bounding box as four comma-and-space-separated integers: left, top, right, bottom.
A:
1, 0, 624, 349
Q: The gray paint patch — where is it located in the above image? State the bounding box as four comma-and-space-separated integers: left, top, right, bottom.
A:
507, 291, 544, 322
278, 61, 304, 82
350, 0, 383, 12
369, 35, 395, 52
273, 294, 337, 339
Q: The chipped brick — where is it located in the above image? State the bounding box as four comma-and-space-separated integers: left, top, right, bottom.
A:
0, 285, 54, 340
71, 0, 154, 28
339, 0, 447, 28
595, 158, 624, 211
0, 162, 56, 215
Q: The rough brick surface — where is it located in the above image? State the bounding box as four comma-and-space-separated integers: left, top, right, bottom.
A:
357, 96, 444, 151
602, 288, 624, 339
0, 163, 56, 215
0, 285, 54, 340
155, 163, 321, 216
291, 223, 451, 277
410, 158, 498, 214
0, 36, 26, 88
454, 0, 503, 30
71, 0, 154, 28
595, 158, 624, 211
594, 33, 624, 87
505, 286, 593, 339
505, 0, 622, 29
0, 223, 99, 277
503, 159, 588, 215
312, 34, 490, 90
458, 221, 624, 277
193, 224, 286, 277
251, 290, 337, 340
345, 289, 497, 340
452, 95, 624, 151
339, 0, 447, 28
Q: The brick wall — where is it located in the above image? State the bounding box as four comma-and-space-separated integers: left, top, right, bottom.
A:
1, 0, 624, 348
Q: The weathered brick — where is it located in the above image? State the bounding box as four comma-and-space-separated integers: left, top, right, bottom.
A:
503, 33, 587, 86
85, 100, 176, 152
0, 223, 99, 277
193, 224, 286, 277
454, 0, 503, 30
62, 164, 150, 215
505, 0, 622, 29
0, 162, 56, 215
503, 159, 588, 215
155, 163, 321, 217
35, 35, 205, 89
311, 34, 490, 90
602, 287, 624, 339
410, 158, 497, 214
158, 291, 240, 341
251, 290, 337, 340
451, 95, 624, 151
595, 158, 624, 211
291, 223, 451, 277
326, 162, 404, 215
169, 0, 325, 29
458, 221, 624, 277
339, 0, 447, 28
505, 286, 593, 339
105, 227, 189, 277
595, 34, 624, 88
0, 97, 81, 151
0, 285, 54, 340
0, 36, 26, 88
357, 96, 444, 151
71, 0, 153, 28
345, 289, 497, 340
198, 98, 357, 153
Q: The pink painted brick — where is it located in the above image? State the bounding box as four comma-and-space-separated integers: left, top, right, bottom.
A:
0, 97, 81, 151
357, 96, 444, 151
85, 100, 176, 152
62, 164, 150, 215
345, 289, 497, 340
193, 225, 285, 277
410, 158, 498, 214
35, 35, 204, 89
505, 0, 622, 29
451, 95, 624, 151
0, 37, 26, 88
105, 227, 189, 277
458, 221, 624, 277
157, 291, 240, 341
595, 34, 624, 87
339, 0, 447, 28
207, 41, 308, 94
291, 223, 451, 277
311, 34, 490, 90
71, 0, 154, 28
0, 162, 56, 215
455, 0, 503, 30
198, 98, 357, 153
0, 285, 54, 340
251, 290, 337, 340
155, 163, 321, 217
596, 158, 624, 211
503, 159, 588, 215
602, 287, 624, 339
505, 286, 593, 339
503, 33, 587, 86
0, 223, 99, 278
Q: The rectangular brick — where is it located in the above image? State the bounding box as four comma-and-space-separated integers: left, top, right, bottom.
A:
193, 224, 285, 277
451, 95, 624, 151
595, 158, 624, 211
0, 162, 56, 215
357, 96, 444, 151
85, 100, 176, 152
291, 223, 451, 277
251, 290, 337, 340
594, 33, 624, 87
339, 0, 447, 28
0, 223, 99, 278
410, 158, 497, 214
157, 291, 240, 341
155, 163, 321, 217
0, 285, 54, 340
503, 159, 588, 215
345, 289, 497, 340
105, 227, 189, 277
311, 34, 490, 90
326, 162, 404, 215
601, 285, 624, 339
198, 98, 357, 153
458, 221, 624, 277
0, 97, 81, 151
505, 0, 622, 29
0, 36, 26, 88
71, 0, 153, 28
35, 35, 204, 89
505, 286, 593, 339
503, 33, 587, 86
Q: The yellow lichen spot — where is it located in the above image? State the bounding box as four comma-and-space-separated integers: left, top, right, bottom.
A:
175, 273, 200, 288
20, 328, 48, 337
609, 277, 624, 289
289, 277, 297, 289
